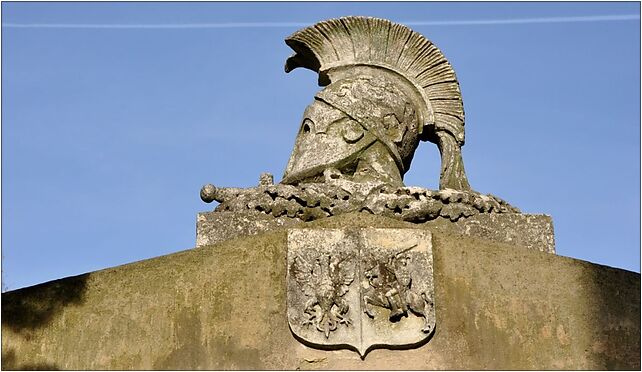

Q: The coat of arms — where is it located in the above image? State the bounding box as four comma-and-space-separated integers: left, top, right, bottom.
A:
286, 228, 435, 357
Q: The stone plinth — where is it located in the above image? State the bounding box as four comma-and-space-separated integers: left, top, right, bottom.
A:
423, 212, 555, 254
196, 211, 555, 253
3, 213, 637, 370
196, 211, 300, 247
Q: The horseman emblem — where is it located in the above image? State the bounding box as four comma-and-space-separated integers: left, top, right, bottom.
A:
287, 228, 435, 357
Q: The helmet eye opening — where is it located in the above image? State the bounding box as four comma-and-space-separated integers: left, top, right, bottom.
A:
302, 119, 313, 134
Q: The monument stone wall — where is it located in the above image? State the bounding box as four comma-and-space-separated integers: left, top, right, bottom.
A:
2, 213, 639, 370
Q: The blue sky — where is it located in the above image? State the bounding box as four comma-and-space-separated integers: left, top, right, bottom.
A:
2, 2, 640, 290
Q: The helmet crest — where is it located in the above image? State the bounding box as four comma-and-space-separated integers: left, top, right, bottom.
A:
285, 16, 465, 145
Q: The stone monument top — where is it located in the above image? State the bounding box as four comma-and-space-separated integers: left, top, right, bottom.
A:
200, 16, 521, 225
196, 17, 556, 355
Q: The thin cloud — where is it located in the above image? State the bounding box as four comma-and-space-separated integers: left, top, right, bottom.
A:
2, 14, 639, 29
1, 21, 311, 29
404, 14, 640, 26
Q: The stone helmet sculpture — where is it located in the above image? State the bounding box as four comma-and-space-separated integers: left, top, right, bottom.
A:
281, 16, 471, 191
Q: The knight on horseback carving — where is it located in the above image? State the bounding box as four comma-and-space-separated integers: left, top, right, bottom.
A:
362, 243, 432, 332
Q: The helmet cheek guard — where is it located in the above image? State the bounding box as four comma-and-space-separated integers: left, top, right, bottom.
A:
281, 100, 378, 185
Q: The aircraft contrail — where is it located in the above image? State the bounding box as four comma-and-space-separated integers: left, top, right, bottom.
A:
403, 14, 640, 26
1, 21, 310, 29
2, 14, 639, 29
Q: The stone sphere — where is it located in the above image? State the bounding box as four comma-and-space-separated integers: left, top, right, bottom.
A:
200, 184, 217, 203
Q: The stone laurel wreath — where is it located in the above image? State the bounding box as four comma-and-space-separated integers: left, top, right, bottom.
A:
202, 180, 518, 223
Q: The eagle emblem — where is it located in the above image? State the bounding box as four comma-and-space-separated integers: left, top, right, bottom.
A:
287, 228, 435, 357
290, 252, 355, 338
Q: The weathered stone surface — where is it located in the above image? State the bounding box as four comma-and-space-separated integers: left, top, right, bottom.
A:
287, 228, 435, 356
196, 210, 299, 247
3, 214, 638, 370
196, 210, 555, 253
423, 213, 556, 254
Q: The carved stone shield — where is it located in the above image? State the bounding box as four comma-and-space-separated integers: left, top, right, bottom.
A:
286, 228, 435, 357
